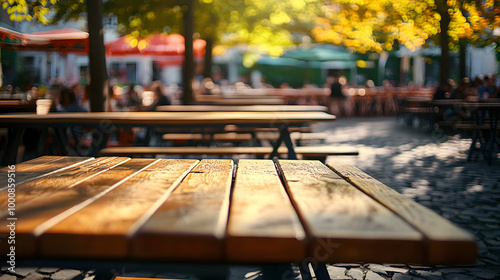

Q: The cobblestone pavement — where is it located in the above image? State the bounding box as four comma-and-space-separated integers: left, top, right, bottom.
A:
318, 117, 500, 280
1, 117, 499, 280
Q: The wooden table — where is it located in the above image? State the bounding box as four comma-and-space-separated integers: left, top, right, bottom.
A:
0, 156, 476, 279
0, 111, 336, 165
155, 105, 328, 112
454, 102, 500, 164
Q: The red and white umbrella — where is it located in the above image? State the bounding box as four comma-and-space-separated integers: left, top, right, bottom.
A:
106, 33, 206, 67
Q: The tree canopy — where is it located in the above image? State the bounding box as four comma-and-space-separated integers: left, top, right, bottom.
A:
2, 0, 499, 87
102, 0, 324, 57
312, 0, 499, 83
314, 0, 499, 53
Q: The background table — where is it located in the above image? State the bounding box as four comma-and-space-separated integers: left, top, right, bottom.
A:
0, 111, 336, 165
0, 156, 476, 279
155, 105, 328, 112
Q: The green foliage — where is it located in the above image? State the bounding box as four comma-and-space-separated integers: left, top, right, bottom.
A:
314, 0, 500, 53
1, 0, 58, 23
103, 0, 324, 57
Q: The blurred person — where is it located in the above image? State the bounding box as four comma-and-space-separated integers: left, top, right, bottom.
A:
450, 78, 471, 99
433, 81, 452, 100
328, 76, 347, 116
56, 86, 88, 148
122, 83, 143, 109
144, 81, 171, 111
58, 86, 88, 113
107, 85, 126, 111
478, 75, 495, 100
80, 85, 91, 111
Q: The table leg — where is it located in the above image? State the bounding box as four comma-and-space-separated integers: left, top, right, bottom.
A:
36, 128, 48, 157
486, 110, 498, 165
467, 130, 478, 162
1, 127, 23, 166
262, 264, 297, 280
297, 262, 329, 280
88, 129, 111, 157
53, 127, 72, 156
313, 264, 331, 280
270, 126, 297, 160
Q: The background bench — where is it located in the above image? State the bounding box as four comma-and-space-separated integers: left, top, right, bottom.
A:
98, 146, 359, 160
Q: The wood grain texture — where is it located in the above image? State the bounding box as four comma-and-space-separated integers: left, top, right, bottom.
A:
39, 159, 198, 258
162, 133, 252, 142
277, 160, 423, 264
226, 159, 306, 263
155, 105, 328, 112
0, 156, 93, 187
328, 163, 477, 265
0, 111, 336, 125
194, 98, 284, 105
0, 159, 156, 257
99, 146, 357, 157
0, 157, 125, 257
132, 159, 233, 261
0, 157, 128, 217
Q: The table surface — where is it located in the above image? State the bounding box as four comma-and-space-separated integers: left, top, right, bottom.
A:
0, 156, 476, 265
0, 111, 335, 126
155, 105, 328, 112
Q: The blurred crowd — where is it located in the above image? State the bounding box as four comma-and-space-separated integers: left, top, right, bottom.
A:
432, 74, 499, 101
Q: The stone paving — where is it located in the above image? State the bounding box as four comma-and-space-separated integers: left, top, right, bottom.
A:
1, 116, 499, 280
317, 117, 500, 280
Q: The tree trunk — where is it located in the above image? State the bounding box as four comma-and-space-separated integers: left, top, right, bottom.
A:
182, 0, 195, 105
203, 37, 213, 79
438, 0, 451, 85
459, 40, 467, 80
87, 0, 107, 112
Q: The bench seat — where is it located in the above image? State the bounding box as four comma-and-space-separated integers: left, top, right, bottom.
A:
162, 133, 253, 143
98, 146, 359, 159
256, 132, 327, 143
454, 123, 500, 130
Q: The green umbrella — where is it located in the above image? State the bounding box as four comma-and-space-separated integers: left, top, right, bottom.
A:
257, 56, 308, 67
282, 46, 359, 62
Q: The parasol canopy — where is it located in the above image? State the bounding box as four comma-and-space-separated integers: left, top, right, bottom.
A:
0, 26, 26, 46
0, 27, 89, 53
105, 33, 206, 67
282, 46, 359, 62
23, 28, 89, 53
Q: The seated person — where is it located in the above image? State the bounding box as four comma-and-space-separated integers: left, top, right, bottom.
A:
57, 87, 89, 148
58, 87, 88, 113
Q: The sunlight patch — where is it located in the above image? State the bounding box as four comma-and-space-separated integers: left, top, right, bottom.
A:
464, 185, 483, 194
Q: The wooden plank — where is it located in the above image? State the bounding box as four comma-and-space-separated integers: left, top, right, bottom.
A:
162, 133, 252, 142
194, 98, 284, 106
132, 159, 233, 261
0, 158, 157, 258
39, 159, 199, 258
0, 157, 129, 257
114, 278, 187, 280
0, 111, 336, 126
328, 163, 477, 265
0, 156, 94, 187
99, 146, 358, 157
225, 159, 306, 263
156, 105, 328, 112
277, 160, 423, 264
0, 157, 128, 216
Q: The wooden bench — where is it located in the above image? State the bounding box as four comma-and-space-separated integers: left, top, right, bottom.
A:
162, 133, 253, 145
98, 146, 359, 160
160, 132, 327, 146
1, 156, 476, 280
256, 131, 327, 145
453, 123, 500, 131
